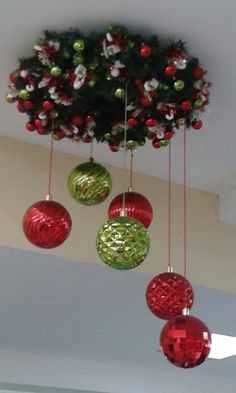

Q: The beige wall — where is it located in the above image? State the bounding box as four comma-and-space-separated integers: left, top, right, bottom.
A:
1, 135, 235, 293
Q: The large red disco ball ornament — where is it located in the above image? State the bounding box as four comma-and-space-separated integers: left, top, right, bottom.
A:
108, 191, 153, 228
160, 315, 211, 368
146, 272, 194, 320
23, 200, 72, 248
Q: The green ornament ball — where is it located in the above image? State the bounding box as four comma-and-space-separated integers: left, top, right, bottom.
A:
194, 99, 204, 109
88, 78, 96, 87
126, 140, 137, 149
73, 39, 85, 52
174, 80, 185, 91
96, 216, 150, 270
115, 88, 125, 99
68, 161, 112, 206
104, 133, 111, 141
73, 54, 84, 65
160, 139, 170, 146
106, 73, 112, 81
50, 66, 62, 77
19, 89, 30, 100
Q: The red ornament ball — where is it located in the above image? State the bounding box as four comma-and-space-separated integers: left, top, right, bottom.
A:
86, 114, 94, 123
164, 131, 175, 140
152, 138, 161, 148
180, 100, 192, 111
160, 315, 211, 368
146, 118, 157, 127
193, 66, 204, 80
43, 100, 54, 111
23, 200, 72, 249
109, 142, 119, 152
140, 44, 152, 58
34, 119, 43, 128
26, 122, 36, 132
17, 103, 25, 113
164, 64, 177, 77
23, 100, 33, 109
108, 191, 153, 228
56, 129, 66, 139
140, 96, 152, 107
9, 71, 18, 84
37, 126, 46, 135
127, 117, 137, 126
192, 119, 203, 129
72, 115, 84, 126
146, 272, 194, 319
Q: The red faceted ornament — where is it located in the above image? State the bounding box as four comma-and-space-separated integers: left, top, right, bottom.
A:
152, 138, 161, 148
146, 272, 194, 319
192, 119, 203, 129
108, 191, 153, 228
193, 66, 204, 80
140, 44, 152, 58
164, 64, 177, 77
160, 315, 211, 368
109, 142, 119, 152
26, 122, 36, 132
43, 100, 54, 111
23, 200, 72, 249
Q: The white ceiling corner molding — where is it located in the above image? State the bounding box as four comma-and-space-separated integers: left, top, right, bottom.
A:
209, 334, 236, 360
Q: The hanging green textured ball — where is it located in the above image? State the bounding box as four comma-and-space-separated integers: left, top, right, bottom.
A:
68, 161, 112, 206
19, 89, 30, 100
114, 88, 125, 99
96, 216, 150, 270
73, 39, 85, 52
174, 80, 185, 91
50, 66, 62, 77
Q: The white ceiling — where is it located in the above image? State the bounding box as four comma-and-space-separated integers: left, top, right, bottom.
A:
0, 245, 235, 393
1, 0, 236, 194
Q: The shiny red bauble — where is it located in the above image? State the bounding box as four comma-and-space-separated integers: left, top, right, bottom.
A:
43, 100, 54, 111
140, 44, 152, 58
146, 118, 157, 127
152, 138, 161, 148
23, 100, 33, 109
23, 200, 72, 249
146, 272, 194, 319
160, 315, 211, 368
164, 64, 177, 77
127, 117, 137, 126
108, 191, 153, 228
164, 131, 175, 140
192, 119, 203, 129
72, 115, 84, 126
34, 119, 43, 128
37, 126, 47, 135
26, 122, 36, 132
140, 96, 152, 106
193, 66, 204, 80
180, 100, 192, 111
109, 142, 119, 152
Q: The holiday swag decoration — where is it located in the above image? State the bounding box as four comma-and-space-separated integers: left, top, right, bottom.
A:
6, 25, 210, 150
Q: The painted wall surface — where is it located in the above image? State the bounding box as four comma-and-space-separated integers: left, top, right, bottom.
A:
1, 135, 236, 292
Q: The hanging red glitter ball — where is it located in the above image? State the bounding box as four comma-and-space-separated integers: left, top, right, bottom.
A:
108, 191, 153, 228
160, 314, 211, 368
23, 200, 72, 248
146, 272, 194, 319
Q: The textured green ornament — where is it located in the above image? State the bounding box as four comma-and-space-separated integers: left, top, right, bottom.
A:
96, 216, 150, 270
50, 66, 62, 77
115, 88, 125, 99
73, 39, 85, 52
104, 133, 111, 141
174, 80, 185, 91
88, 78, 96, 87
19, 89, 30, 100
126, 140, 137, 149
68, 161, 112, 206
73, 54, 84, 65
194, 99, 204, 109
160, 139, 170, 146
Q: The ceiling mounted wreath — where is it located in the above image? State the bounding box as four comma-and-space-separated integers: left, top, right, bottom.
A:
6, 25, 210, 150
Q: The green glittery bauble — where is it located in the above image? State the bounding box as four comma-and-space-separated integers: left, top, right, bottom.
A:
114, 88, 125, 99
194, 99, 204, 109
73, 39, 85, 52
19, 89, 30, 100
50, 66, 62, 77
68, 161, 112, 206
174, 80, 185, 91
96, 216, 150, 270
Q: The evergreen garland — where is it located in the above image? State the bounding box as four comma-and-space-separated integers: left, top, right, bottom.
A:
6, 25, 210, 151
